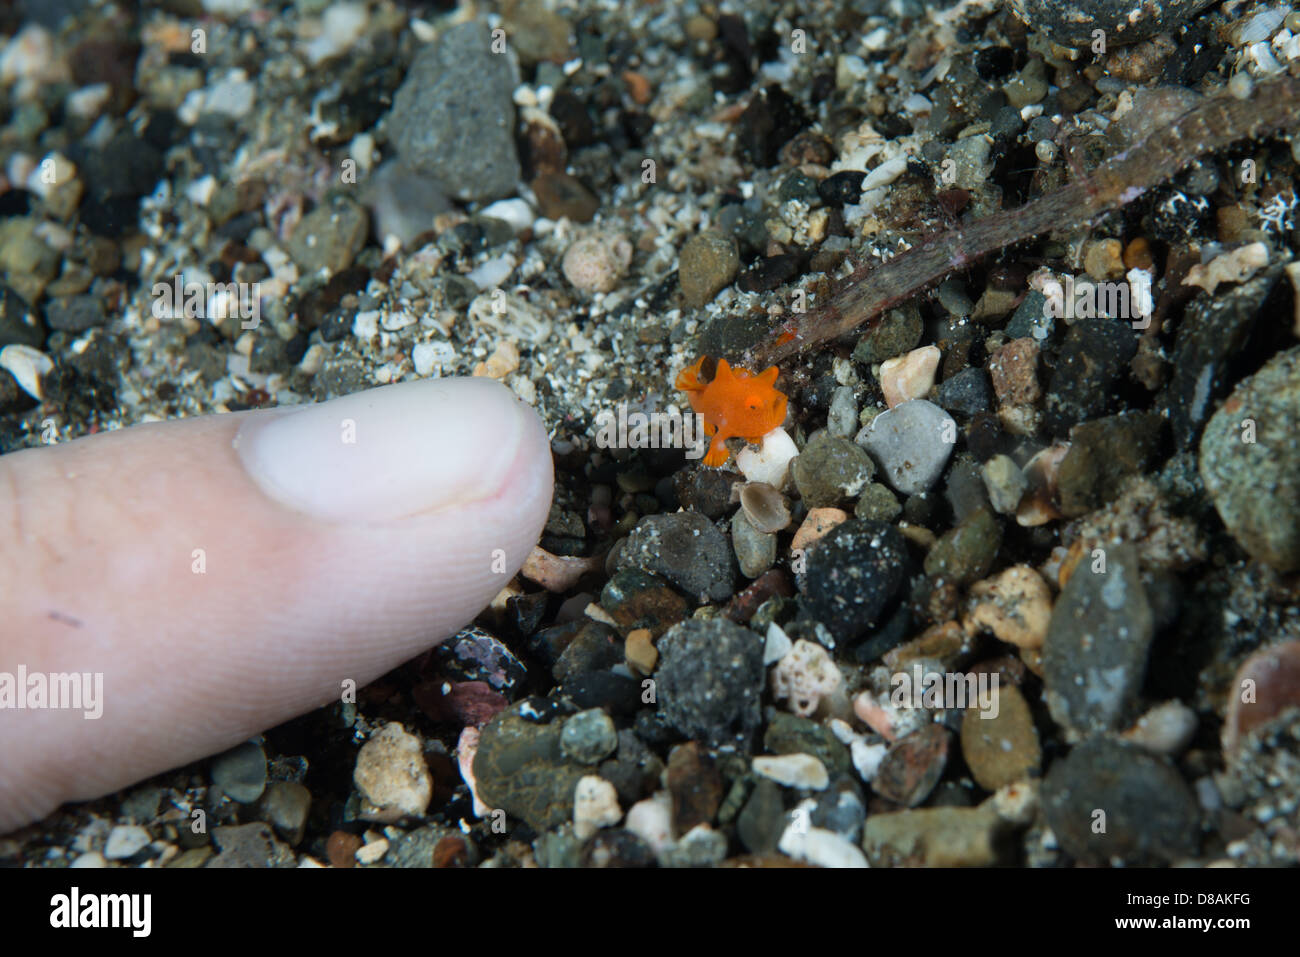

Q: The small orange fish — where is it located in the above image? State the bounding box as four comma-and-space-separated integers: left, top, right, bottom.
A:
675, 356, 788, 467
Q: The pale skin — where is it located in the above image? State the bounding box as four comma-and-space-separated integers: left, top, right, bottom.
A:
0, 376, 554, 833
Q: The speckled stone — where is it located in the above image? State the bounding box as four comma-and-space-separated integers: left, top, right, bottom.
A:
678, 230, 740, 308
800, 519, 911, 643
473, 701, 589, 831
791, 431, 876, 508
1010, 0, 1217, 48
1199, 346, 1300, 571
1042, 737, 1199, 865
961, 683, 1041, 791
856, 400, 957, 495
923, 507, 1002, 585
1042, 543, 1153, 735
656, 618, 766, 743
615, 511, 737, 603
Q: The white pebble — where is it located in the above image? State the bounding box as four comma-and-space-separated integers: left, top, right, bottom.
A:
763, 621, 793, 666
778, 822, 869, 867
70, 852, 108, 868
355, 837, 389, 865
753, 753, 830, 790
0, 344, 53, 400
480, 198, 535, 233
736, 427, 798, 489
467, 254, 517, 291
624, 791, 675, 854
573, 775, 622, 839
104, 825, 151, 860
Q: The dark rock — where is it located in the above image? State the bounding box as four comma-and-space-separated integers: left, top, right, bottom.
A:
0, 284, 45, 348
852, 304, 922, 364
1042, 542, 1153, 735
791, 431, 876, 508
532, 170, 600, 222
1043, 319, 1139, 436
656, 618, 765, 743
1010, 0, 1216, 48
210, 741, 267, 804
818, 170, 868, 206
936, 367, 993, 416
924, 506, 1002, 585
800, 519, 911, 643
387, 21, 521, 202
431, 624, 527, 695
615, 511, 737, 603
1042, 738, 1199, 865
672, 467, 743, 519
737, 253, 800, 293
736, 85, 809, 167
1199, 345, 1300, 571
473, 701, 589, 831
581, 828, 656, 867
600, 568, 690, 638
44, 295, 105, 332
737, 778, 785, 854
560, 671, 642, 716
667, 741, 723, 833
552, 620, 621, 682
1056, 411, 1164, 517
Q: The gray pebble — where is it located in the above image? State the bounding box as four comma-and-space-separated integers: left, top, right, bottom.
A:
1042, 542, 1153, 735
792, 431, 876, 508
981, 454, 1027, 514
210, 740, 267, 804
615, 511, 737, 603
561, 708, 619, 764
387, 21, 521, 203
856, 399, 956, 495
731, 509, 777, 578
656, 618, 765, 743
827, 385, 859, 437
259, 781, 312, 846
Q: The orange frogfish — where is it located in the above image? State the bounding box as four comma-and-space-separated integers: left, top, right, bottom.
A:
675, 356, 788, 467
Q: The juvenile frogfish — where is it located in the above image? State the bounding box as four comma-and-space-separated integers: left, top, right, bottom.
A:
675, 356, 788, 467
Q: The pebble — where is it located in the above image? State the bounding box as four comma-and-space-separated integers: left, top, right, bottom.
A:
856, 400, 956, 495
666, 741, 723, 833
326, 831, 362, 868
562, 232, 633, 293
771, 639, 845, 718
573, 775, 622, 840
1122, 700, 1198, 757
660, 824, 729, 868
561, 708, 619, 765
531, 170, 600, 222
935, 367, 992, 416
873, 725, 950, 807
812, 784, 867, 840
736, 426, 799, 489
616, 512, 736, 603
753, 753, 830, 790
473, 701, 588, 831
854, 482, 901, 521
364, 160, 452, 248
1160, 271, 1277, 449
433, 625, 528, 696
209, 823, 294, 868
600, 569, 689, 639
387, 21, 521, 202
765, 711, 853, 778
1042, 542, 1154, 736
70, 852, 108, 868
732, 509, 777, 578
862, 803, 1007, 866
0, 283, 45, 348
1042, 737, 1199, 865
790, 507, 848, 552
778, 822, 869, 868
355, 837, 389, 865
1009, 0, 1216, 48
852, 305, 922, 364
960, 683, 1041, 791
625, 628, 658, 675
1084, 238, 1126, 281
923, 507, 1002, 585
1043, 319, 1138, 436
1222, 640, 1300, 756
0, 343, 52, 400
800, 519, 911, 643
210, 740, 267, 804
678, 230, 740, 308
259, 781, 312, 846
1199, 346, 1300, 571
791, 431, 876, 508
1002, 57, 1048, 109
1056, 411, 1164, 517
103, 825, 151, 860
353, 722, 433, 822
287, 193, 369, 275
827, 385, 859, 437
581, 829, 656, 868
44, 294, 105, 332
818, 170, 867, 206
738, 778, 786, 853
980, 455, 1027, 515
988, 338, 1040, 407
966, 565, 1053, 650
656, 618, 765, 742
879, 345, 941, 408
624, 791, 675, 855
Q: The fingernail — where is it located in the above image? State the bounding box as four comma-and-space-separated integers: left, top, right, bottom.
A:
234, 377, 533, 522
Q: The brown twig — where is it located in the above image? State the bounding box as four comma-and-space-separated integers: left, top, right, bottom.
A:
747, 74, 1300, 368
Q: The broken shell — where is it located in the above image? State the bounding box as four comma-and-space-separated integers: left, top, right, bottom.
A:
0, 343, 53, 401
739, 481, 792, 533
